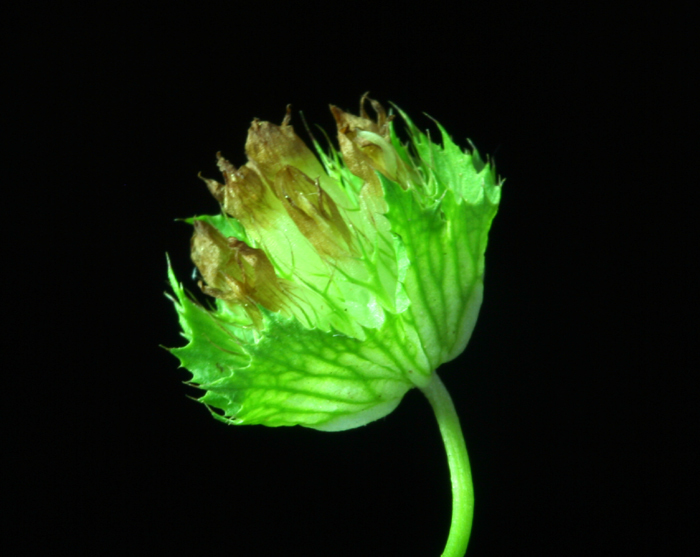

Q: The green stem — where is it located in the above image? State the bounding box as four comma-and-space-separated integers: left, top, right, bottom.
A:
420, 372, 474, 557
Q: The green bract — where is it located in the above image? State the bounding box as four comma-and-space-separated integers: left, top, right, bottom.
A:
168, 96, 501, 431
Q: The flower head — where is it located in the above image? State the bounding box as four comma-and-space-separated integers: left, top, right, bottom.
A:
168, 95, 501, 431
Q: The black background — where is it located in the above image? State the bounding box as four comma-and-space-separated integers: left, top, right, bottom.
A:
5, 3, 694, 556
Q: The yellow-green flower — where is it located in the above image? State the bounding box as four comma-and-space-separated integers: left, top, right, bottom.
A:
167, 95, 501, 555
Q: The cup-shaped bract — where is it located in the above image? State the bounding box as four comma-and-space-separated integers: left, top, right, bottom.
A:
168, 96, 501, 431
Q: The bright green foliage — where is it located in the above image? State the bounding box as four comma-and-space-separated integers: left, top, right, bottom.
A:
168, 98, 500, 431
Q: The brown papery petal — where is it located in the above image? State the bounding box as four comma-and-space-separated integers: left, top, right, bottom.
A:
272, 166, 353, 259
245, 119, 327, 186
